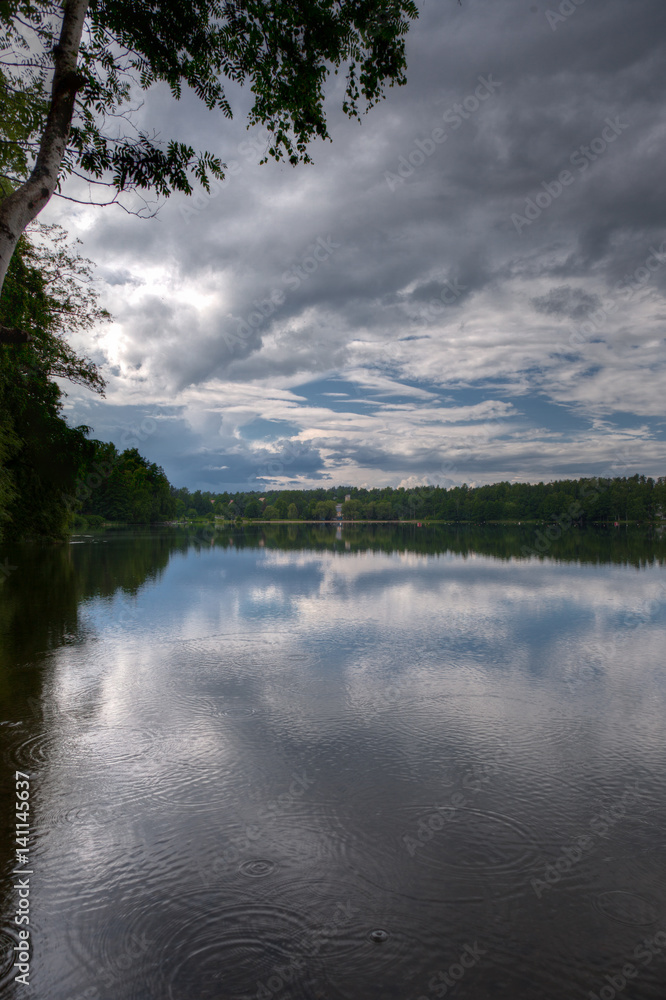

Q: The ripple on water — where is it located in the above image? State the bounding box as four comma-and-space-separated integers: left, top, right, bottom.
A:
41, 801, 121, 832
0, 927, 21, 992
242, 876, 435, 996
413, 807, 541, 877
332, 782, 542, 899
165, 687, 260, 721
62, 892, 163, 1000
41, 841, 147, 917
239, 858, 277, 878
383, 692, 586, 755
7, 725, 159, 773
5, 731, 58, 770
248, 796, 488, 906
594, 889, 661, 925
158, 901, 332, 1000
144, 730, 274, 812
162, 634, 277, 669
248, 799, 352, 865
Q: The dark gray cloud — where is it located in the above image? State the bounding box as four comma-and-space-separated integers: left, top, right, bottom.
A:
531, 286, 602, 320
49, 0, 666, 489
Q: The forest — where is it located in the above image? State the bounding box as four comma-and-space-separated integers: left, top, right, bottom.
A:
0, 226, 176, 540
167, 476, 666, 525
0, 227, 105, 540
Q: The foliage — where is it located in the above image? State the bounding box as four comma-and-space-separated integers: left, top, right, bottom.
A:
0, 225, 106, 539
0, 58, 47, 186
77, 442, 176, 523
0, 222, 109, 388
169, 476, 666, 524
0, 419, 18, 530
1, 0, 419, 203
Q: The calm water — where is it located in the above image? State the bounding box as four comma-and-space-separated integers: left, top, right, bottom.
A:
1, 524, 666, 999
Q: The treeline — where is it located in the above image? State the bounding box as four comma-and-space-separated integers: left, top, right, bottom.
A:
172, 476, 666, 523
76, 442, 175, 525
75, 472, 666, 530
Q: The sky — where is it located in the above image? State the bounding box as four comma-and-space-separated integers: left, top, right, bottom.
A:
45, 0, 666, 493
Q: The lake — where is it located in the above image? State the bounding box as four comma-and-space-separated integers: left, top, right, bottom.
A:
1, 524, 666, 999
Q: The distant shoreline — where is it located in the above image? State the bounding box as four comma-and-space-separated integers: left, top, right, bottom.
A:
73, 517, 663, 528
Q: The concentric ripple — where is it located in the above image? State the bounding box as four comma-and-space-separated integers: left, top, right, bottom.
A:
7, 725, 159, 773
0, 927, 21, 992
369, 928, 390, 943
594, 890, 661, 925
159, 901, 328, 1000
239, 876, 437, 994
333, 790, 542, 899
413, 807, 541, 877
383, 692, 586, 756
238, 858, 277, 878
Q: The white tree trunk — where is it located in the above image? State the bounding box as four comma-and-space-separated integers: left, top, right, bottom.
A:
0, 0, 89, 301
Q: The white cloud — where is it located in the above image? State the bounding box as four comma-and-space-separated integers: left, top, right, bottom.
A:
44, 0, 666, 490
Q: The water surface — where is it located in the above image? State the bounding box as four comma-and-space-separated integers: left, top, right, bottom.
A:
1, 525, 665, 998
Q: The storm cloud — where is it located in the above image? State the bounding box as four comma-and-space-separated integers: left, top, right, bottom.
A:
50, 0, 666, 491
